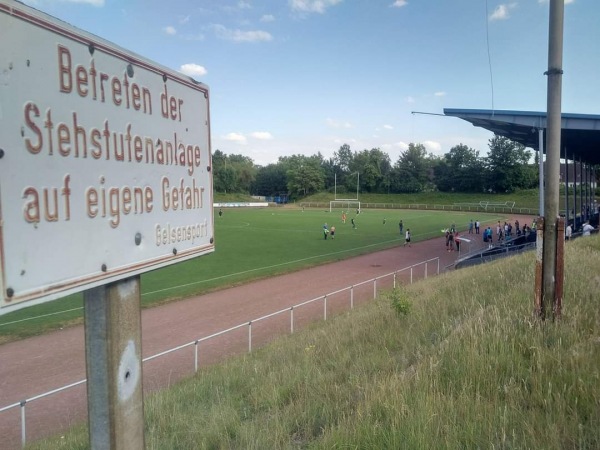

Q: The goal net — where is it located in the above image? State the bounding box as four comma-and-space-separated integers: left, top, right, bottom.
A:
330, 200, 361, 213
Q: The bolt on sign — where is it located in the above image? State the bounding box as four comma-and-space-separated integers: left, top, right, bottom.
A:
0, 1, 214, 314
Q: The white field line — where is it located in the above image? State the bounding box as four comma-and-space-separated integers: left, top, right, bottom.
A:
0, 307, 83, 327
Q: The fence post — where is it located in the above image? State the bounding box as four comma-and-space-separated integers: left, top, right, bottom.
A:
373, 279, 377, 298
324, 295, 327, 321
194, 341, 199, 373
410, 266, 413, 284
350, 286, 354, 309
437, 258, 440, 275
393, 272, 397, 288
290, 306, 294, 334
248, 321, 252, 353
425, 262, 428, 279
20, 400, 26, 448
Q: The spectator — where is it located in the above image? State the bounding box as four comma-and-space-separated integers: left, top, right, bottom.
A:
582, 221, 595, 236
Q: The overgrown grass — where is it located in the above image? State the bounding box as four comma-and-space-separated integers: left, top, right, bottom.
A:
29, 236, 600, 449
1, 207, 515, 343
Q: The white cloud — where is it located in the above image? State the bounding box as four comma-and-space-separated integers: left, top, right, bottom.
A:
383, 124, 394, 130
290, 0, 343, 14
489, 3, 517, 21
261, 14, 275, 22
390, 0, 408, 8
406, 96, 415, 103
179, 63, 207, 77
163, 26, 177, 35
423, 140, 442, 154
326, 118, 352, 129
179, 15, 190, 24
223, 133, 248, 145
250, 131, 274, 140
238, 0, 251, 9
212, 24, 273, 43
434, 91, 446, 97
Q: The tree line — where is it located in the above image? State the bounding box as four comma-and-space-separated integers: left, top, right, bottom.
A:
212, 135, 539, 199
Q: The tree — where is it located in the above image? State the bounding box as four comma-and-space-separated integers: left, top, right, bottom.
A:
485, 135, 536, 192
281, 154, 325, 198
252, 164, 288, 197
333, 144, 353, 173
434, 144, 484, 192
349, 148, 391, 193
211, 150, 257, 193
391, 143, 430, 193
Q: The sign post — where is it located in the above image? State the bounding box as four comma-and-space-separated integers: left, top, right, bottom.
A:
84, 277, 144, 449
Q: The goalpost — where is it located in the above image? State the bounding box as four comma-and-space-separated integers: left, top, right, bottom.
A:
331, 172, 360, 212
330, 199, 361, 213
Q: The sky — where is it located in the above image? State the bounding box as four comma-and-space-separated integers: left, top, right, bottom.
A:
18, 0, 600, 166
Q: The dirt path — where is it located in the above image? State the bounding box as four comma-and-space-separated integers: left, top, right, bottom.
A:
0, 221, 524, 449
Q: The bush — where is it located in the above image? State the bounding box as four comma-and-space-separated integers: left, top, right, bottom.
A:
389, 288, 412, 316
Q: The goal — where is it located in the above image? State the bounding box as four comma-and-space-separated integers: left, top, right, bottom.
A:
330, 200, 361, 213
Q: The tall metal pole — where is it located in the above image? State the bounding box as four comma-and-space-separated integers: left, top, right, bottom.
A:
540, 0, 564, 319
538, 131, 545, 216
565, 154, 569, 224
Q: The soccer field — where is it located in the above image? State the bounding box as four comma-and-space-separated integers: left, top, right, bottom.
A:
141, 207, 511, 302
0, 206, 513, 339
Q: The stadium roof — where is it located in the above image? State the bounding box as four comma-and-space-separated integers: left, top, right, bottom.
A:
443, 108, 600, 165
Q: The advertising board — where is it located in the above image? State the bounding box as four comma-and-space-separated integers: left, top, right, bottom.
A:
0, 1, 214, 314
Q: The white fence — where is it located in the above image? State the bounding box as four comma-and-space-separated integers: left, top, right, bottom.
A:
302, 201, 539, 215
0, 257, 439, 448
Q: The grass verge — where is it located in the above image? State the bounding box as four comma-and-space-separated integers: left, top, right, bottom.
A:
28, 235, 600, 449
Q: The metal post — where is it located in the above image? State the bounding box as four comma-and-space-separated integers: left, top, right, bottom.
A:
350, 286, 354, 309
194, 341, 199, 373
534, 217, 544, 317
555, 217, 565, 319
84, 276, 145, 450
541, 0, 564, 319
20, 401, 26, 448
290, 307, 294, 334
424, 262, 428, 279
248, 322, 252, 352
393, 272, 397, 289
437, 258, 440, 275
324, 295, 327, 320
410, 267, 413, 284
565, 154, 569, 224
573, 152, 578, 227
539, 130, 545, 216
373, 279, 377, 299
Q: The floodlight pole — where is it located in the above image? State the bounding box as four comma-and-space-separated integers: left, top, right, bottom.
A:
539, 0, 564, 320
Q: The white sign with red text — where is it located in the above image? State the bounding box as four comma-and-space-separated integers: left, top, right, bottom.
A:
0, 1, 214, 313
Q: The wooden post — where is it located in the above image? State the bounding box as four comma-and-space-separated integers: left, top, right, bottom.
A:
554, 217, 565, 319
534, 217, 544, 318
84, 276, 145, 450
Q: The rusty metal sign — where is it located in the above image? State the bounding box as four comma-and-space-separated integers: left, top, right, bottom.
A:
0, 1, 214, 313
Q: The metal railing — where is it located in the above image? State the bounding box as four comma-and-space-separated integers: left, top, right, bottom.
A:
300, 201, 539, 215
0, 257, 439, 448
